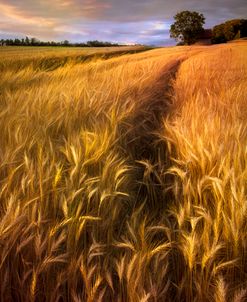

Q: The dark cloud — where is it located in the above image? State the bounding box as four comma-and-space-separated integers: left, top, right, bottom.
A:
0, 0, 246, 45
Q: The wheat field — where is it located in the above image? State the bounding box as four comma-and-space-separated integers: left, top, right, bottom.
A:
0, 41, 247, 301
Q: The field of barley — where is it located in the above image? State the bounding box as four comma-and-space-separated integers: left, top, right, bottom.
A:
0, 41, 247, 302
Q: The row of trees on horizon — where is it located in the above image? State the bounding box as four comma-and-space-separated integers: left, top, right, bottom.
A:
0, 37, 123, 47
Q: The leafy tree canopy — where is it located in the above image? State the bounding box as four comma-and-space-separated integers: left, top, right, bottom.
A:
170, 11, 205, 45
212, 19, 247, 44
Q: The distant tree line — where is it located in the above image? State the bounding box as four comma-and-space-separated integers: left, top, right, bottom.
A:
0, 37, 122, 47
212, 19, 247, 43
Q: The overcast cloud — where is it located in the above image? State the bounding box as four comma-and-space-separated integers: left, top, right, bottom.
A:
0, 0, 246, 45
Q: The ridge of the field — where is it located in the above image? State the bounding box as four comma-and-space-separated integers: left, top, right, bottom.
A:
0, 46, 154, 72
0, 41, 247, 301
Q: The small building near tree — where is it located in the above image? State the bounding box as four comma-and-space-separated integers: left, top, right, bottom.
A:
195, 29, 212, 45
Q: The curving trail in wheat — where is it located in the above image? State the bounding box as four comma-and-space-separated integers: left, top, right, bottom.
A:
0, 42, 247, 301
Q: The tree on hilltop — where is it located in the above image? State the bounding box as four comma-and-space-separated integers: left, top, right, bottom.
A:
170, 11, 205, 45
25, 36, 30, 45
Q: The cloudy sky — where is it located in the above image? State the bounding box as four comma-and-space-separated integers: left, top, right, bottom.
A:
0, 0, 246, 45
